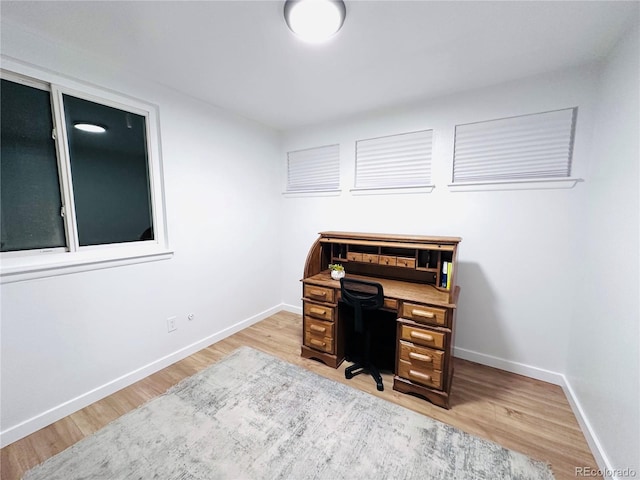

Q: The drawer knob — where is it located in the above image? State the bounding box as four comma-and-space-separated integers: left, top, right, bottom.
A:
411, 309, 435, 319
410, 331, 434, 342
309, 307, 326, 316
310, 339, 326, 347
310, 290, 327, 298
409, 352, 432, 363
409, 370, 431, 382
310, 325, 326, 333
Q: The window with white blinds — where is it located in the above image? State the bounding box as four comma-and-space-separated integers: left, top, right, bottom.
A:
286, 144, 340, 193
355, 129, 433, 190
452, 108, 577, 184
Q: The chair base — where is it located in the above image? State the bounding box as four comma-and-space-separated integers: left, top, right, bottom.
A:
345, 362, 384, 391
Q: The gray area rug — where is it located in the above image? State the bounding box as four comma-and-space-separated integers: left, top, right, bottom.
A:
23, 346, 555, 480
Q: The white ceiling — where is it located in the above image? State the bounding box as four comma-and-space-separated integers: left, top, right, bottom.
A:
1, 1, 638, 130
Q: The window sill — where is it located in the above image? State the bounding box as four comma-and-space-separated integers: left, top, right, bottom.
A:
350, 185, 435, 196
448, 178, 583, 192
282, 190, 342, 198
1, 246, 174, 284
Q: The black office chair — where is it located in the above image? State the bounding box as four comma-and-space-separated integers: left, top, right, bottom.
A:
340, 277, 385, 391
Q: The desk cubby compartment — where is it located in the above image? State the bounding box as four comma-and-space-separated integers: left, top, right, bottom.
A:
437, 251, 454, 290
417, 250, 438, 271
331, 243, 348, 262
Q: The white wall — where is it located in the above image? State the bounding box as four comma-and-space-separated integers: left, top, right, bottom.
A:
2, 16, 637, 476
281, 64, 600, 380
0, 22, 283, 445
567, 24, 640, 477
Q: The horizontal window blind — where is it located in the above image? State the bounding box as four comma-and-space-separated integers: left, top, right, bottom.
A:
355, 129, 433, 189
286, 144, 340, 192
453, 108, 577, 183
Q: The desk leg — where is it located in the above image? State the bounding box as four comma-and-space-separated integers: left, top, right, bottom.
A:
301, 345, 344, 369
393, 376, 451, 409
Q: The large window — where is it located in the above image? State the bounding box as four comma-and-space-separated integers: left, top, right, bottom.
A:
285, 144, 340, 194
354, 129, 433, 193
452, 108, 577, 184
0, 67, 169, 282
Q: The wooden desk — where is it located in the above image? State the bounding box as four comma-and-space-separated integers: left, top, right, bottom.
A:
301, 231, 461, 409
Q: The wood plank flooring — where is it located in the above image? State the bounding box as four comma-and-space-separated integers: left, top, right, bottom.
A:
1, 311, 599, 480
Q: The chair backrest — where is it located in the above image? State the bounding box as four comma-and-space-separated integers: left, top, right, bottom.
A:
340, 277, 384, 333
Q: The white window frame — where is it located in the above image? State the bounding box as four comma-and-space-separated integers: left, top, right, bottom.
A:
352, 129, 435, 195
283, 144, 341, 196
0, 59, 172, 284
449, 108, 582, 192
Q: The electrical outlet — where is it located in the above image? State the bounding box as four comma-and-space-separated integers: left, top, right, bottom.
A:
187, 313, 195, 321
167, 316, 177, 332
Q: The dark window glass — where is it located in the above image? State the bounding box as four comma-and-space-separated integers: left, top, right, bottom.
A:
63, 94, 154, 246
0, 79, 66, 252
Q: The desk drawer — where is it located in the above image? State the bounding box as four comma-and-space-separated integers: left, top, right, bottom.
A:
304, 284, 335, 303
397, 359, 443, 389
383, 298, 398, 310
399, 324, 446, 350
304, 317, 334, 339
396, 257, 416, 268
401, 303, 447, 327
362, 254, 379, 264
304, 302, 334, 322
379, 255, 397, 266
304, 332, 333, 354
304, 317, 334, 354
347, 252, 363, 262
398, 340, 444, 371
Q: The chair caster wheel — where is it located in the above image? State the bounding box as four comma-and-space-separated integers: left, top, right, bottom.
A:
345, 371, 354, 379
376, 383, 384, 391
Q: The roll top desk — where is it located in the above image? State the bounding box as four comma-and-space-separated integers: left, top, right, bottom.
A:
301, 231, 461, 409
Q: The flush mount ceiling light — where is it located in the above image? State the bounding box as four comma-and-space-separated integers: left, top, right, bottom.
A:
284, 0, 346, 43
74, 123, 107, 133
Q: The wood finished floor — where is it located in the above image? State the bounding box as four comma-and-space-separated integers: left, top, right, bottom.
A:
1, 311, 599, 480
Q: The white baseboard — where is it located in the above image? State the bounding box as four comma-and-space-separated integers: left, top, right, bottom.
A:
281, 303, 302, 315
453, 346, 565, 385
559, 377, 618, 479
2, 309, 616, 480
454, 346, 616, 479
0, 303, 284, 448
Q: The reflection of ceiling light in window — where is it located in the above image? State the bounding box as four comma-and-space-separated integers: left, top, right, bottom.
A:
74, 123, 106, 133
284, 0, 346, 43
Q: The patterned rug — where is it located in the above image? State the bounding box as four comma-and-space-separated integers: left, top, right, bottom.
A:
23, 346, 555, 479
